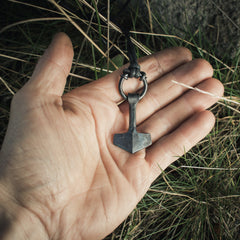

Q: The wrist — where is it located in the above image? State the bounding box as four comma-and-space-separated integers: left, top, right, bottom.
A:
0, 178, 49, 240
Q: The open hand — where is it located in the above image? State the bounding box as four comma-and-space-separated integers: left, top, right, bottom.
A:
0, 33, 223, 240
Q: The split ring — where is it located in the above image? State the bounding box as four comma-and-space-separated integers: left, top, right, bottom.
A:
118, 71, 148, 100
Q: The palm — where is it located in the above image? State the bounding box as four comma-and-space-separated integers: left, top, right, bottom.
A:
0, 33, 223, 240
57, 87, 151, 238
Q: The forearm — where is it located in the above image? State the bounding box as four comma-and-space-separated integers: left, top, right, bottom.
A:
0, 179, 49, 240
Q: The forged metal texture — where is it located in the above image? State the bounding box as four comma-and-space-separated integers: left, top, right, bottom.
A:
114, 94, 152, 154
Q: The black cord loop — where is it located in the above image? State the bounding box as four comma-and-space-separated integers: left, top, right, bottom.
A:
118, 31, 148, 100
104, 0, 148, 101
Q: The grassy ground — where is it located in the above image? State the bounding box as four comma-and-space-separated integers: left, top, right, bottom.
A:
0, 0, 239, 239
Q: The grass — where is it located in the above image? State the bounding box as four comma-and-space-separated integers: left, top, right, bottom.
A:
0, 0, 239, 239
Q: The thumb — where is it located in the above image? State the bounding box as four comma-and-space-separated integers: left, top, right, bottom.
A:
24, 32, 74, 96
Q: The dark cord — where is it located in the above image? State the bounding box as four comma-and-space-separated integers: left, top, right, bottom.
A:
125, 33, 141, 78
101, 0, 142, 79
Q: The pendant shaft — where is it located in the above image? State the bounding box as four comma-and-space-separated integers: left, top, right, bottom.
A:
113, 94, 152, 153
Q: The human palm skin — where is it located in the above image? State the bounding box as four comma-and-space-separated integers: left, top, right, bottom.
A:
0, 33, 223, 239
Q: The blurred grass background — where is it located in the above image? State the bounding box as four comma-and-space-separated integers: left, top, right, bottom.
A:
0, 0, 239, 239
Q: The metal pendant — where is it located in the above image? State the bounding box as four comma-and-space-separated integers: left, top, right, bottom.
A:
113, 71, 152, 153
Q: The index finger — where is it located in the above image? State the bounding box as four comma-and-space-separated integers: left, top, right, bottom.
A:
79, 47, 192, 103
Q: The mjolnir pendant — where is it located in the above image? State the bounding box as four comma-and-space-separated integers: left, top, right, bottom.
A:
113, 70, 152, 154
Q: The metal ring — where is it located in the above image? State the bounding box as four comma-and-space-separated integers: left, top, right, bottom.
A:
119, 71, 148, 100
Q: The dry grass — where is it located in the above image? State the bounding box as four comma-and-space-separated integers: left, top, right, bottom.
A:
0, 0, 239, 239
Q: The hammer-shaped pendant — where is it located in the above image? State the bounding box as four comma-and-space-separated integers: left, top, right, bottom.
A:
113, 71, 152, 153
